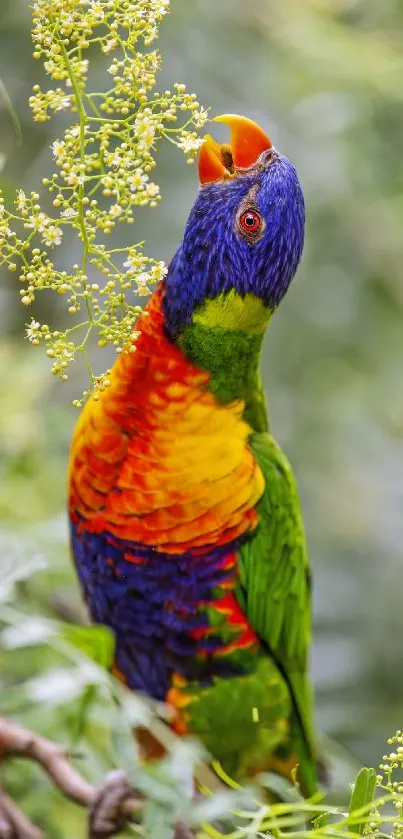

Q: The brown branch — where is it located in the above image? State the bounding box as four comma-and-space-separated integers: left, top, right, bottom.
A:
0, 785, 43, 839
0, 716, 96, 807
0, 717, 199, 839
0, 717, 142, 838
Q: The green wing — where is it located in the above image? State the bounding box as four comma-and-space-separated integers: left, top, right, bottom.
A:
238, 430, 317, 785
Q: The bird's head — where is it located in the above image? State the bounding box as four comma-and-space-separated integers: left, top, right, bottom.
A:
164, 114, 305, 338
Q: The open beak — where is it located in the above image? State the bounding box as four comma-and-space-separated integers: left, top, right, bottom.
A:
198, 114, 272, 185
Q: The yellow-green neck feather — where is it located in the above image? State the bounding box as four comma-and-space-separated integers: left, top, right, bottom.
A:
177, 291, 272, 433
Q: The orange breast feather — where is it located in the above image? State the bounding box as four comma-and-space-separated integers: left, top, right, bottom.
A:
69, 288, 264, 553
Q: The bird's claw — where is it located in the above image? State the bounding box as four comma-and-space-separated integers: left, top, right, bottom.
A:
89, 770, 195, 839
89, 769, 140, 839
173, 822, 195, 839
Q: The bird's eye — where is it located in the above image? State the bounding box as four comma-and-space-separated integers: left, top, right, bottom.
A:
239, 209, 261, 233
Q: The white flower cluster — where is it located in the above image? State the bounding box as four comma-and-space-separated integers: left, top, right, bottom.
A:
1, 0, 209, 401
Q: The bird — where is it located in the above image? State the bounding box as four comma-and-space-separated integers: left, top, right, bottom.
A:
68, 113, 318, 797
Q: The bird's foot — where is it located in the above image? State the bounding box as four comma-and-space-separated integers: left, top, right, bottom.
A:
89, 770, 194, 839
89, 769, 141, 838
173, 822, 195, 839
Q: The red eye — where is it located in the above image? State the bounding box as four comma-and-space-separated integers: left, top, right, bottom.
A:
239, 209, 261, 233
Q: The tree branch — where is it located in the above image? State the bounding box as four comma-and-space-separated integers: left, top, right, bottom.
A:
0, 716, 143, 838
0, 786, 42, 839
0, 717, 197, 838
0, 716, 96, 807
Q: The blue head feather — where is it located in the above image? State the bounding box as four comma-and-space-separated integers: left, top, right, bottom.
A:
164, 149, 305, 337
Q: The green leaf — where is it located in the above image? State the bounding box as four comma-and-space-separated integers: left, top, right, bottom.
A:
62, 624, 115, 669
347, 767, 377, 835
70, 683, 98, 744
0, 78, 22, 145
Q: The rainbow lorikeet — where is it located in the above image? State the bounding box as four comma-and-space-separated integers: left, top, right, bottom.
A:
69, 114, 318, 795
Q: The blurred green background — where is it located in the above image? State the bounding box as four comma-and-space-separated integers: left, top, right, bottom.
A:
1, 0, 403, 833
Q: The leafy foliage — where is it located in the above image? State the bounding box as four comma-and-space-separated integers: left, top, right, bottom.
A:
2, 530, 403, 839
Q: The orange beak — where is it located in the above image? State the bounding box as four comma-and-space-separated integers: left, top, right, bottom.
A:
198, 114, 272, 185
198, 134, 227, 185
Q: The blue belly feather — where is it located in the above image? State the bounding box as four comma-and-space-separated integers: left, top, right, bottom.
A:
71, 520, 248, 698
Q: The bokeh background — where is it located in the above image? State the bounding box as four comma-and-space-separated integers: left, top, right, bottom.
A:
1, 0, 403, 833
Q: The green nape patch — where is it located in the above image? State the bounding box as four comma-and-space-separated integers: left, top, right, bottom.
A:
192, 290, 272, 334
178, 292, 271, 432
